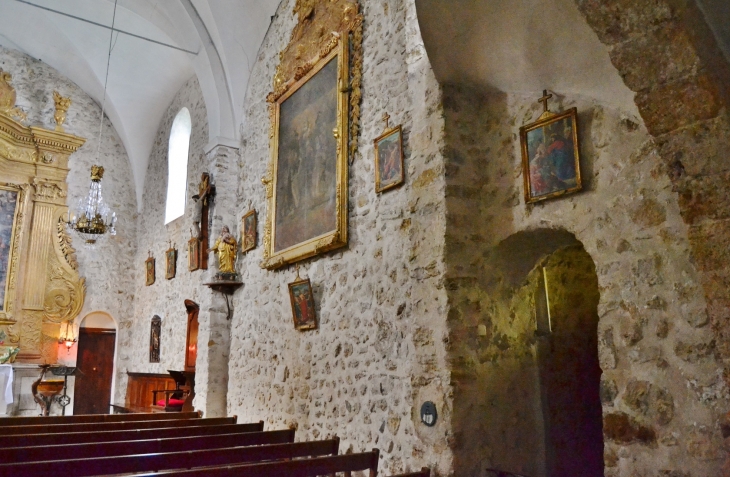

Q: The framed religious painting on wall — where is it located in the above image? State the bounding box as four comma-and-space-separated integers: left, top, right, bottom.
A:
0, 184, 25, 323
261, 40, 351, 270
145, 252, 155, 286
374, 124, 404, 193
165, 244, 177, 280
188, 236, 200, 271
241, 210, 257, 254
288, 276, 317, 331
149, 315, 161, 363
520, 106, 582, 204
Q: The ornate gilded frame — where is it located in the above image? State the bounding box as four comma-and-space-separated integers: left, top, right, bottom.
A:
0, 183, 27, 324
261, 0, 363, 270
374, 125, 405, 193
288, 276, 317, 331
241, 209, 257, 254
145, 254, 155, 286
520, 107, 582, 204
165, 244, 177, 280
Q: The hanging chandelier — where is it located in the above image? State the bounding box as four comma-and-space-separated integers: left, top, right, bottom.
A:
66, 165, 116, 245
66, 0, 119, 247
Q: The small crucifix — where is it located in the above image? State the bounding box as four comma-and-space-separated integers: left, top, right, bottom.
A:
295, 263, 301, 281
381, 112, 391, 131
538, 90, 553, 113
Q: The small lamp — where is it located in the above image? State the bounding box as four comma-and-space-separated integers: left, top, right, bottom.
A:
58, 321, 77, 353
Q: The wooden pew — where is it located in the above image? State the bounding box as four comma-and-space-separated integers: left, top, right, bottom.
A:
0, 439, 340, 477
0, 421, 263, 448
0, 416, 236, 435
0, 429, 294, 463
0, 411, 200, 426
128, 449, 380, 477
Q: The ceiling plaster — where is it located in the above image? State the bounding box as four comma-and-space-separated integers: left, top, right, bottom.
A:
0, 0, 279, 210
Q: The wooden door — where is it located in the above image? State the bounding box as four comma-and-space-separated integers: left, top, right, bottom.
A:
184, 300, 199, 372
73, 328, 116, 415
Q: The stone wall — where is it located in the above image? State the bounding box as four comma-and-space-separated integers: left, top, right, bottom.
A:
0, 46, 137, 359
113, 75, 213, 404
227, 0, 452, 474
443, 85, 726, 475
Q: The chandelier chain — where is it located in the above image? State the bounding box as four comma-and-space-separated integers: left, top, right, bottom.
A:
94, 0, 119, 161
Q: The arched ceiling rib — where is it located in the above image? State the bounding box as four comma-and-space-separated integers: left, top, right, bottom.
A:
0, 0, 279, 210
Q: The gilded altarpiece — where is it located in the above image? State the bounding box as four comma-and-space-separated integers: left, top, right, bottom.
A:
0, 72, 86, 361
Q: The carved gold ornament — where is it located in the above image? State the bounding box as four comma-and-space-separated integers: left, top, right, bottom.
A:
0, 70, 27, 123
52, 91, 72, 132
260, 0, 363, 270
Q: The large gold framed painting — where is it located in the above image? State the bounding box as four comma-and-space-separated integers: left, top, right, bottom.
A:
261, 0, 363, 270
0, 184, 24, 323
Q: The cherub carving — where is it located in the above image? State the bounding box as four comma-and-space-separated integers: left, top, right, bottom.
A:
0, 70, 27, 122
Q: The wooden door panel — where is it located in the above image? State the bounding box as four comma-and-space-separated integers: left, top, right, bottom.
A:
73, 329, 116, 415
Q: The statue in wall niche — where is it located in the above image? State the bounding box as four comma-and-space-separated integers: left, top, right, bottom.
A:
52, 91, 72, 132
209, 225, 237, 278
0, 69, 27, 122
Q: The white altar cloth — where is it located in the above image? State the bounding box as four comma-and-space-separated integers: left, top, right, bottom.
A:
0, 364, 13, 415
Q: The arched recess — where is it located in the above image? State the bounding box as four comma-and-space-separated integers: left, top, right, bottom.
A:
448, 230, 603, 477
72, 311, 118, 415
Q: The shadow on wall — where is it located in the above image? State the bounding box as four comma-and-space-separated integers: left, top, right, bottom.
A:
449, 229, 603, 477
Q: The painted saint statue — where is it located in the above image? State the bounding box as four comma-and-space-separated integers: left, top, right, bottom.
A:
209, 225, 237, 274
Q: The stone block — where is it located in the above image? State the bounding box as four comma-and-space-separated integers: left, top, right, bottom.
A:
636, 74, 722, 136
603, 411, 657, 444
574, 0, 674, 45
656, 115, 730, 176
688, 220, 730, 271
608, 24, 699, 92
676, 173, 730, 225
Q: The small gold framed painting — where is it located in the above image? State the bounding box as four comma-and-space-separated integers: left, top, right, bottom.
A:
165, 245, 177, 280
188, 237, 200, 271
519, 107, 582, 204
145, 253, 155, 286
374, 125, 404, 193
241, 210, 257, 254
288, 277, 317, 331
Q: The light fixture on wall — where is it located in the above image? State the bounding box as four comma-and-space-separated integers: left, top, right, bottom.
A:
65, 0, 119, 246
58, 321, 77, 354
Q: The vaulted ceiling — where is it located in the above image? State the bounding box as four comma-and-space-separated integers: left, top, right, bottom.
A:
0, 0, 280, 209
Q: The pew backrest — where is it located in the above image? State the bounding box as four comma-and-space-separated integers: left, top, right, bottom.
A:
0, 429, 294, 463
0, 422, 263, 448
0, 439, 339, 477
0, 411, 200, 427
129, 449, 380, 477
0, 416, 236, 435
391, 468, 430, 477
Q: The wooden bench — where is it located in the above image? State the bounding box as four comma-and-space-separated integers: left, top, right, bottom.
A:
392, 468, 431, 477
0, 428, 294, 463
0, 416, 236, 436
0, 421, 262, 448
126, 449, 380, 477
0, 411, 200, 426
0, 439, 340, 477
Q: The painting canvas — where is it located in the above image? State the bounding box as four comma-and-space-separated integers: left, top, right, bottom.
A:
520, 108, 582, 204
165, 247, 177, 280
374, 125, 404, 193
262, 42, 349, 270
241, 210, 257, 253
188, 237, 200, 271
149, 315, 161, 363
0, 188, 19, 312
145, 256, 155, 286
288, 278, 317, 331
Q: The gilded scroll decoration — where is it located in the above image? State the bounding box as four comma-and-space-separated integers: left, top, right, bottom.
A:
43, 260, 86, 324
57, 218, 78, 270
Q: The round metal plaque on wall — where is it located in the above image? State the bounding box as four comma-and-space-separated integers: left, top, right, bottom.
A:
420, 401, 437, 427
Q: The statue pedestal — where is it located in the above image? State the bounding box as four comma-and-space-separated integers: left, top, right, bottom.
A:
203, 280, 243, 295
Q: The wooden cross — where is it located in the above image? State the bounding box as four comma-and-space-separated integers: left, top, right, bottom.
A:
195, 172, 215, 270
381, 112, 390, 130
538, 90, 553, 113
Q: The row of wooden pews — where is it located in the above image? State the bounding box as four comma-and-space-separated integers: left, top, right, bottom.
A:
0, 411, 431, 476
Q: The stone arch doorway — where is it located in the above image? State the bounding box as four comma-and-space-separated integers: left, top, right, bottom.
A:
448, 229, 603, 477
73, 311, 118, 415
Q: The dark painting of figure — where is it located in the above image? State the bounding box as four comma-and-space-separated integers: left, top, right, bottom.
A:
0, 190, 18, 311
289, 279, 317, 330
242, 211, 256, 253
166, 249, 176, 280
526, 116, 578, 198
146, 258, 155, 286
275, 57, 338, 253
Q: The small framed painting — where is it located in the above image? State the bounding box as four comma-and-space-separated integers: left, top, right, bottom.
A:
374, 125, 404, 193
188, 237, 200, 271
288, 277, 317, 331
145, 253, 155, 286
241, 210, 257, 254
520, 107, 582, 204
165, 244, 177, 280
149, 315, 161, 363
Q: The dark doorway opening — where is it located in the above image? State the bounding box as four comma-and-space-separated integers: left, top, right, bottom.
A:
73, 328, 116, 414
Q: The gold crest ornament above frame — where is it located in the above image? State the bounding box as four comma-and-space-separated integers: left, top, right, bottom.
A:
261, 0, 363, 271
520, 90, 582, 204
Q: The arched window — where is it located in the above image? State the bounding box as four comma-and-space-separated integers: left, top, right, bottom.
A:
165, 107, 192, 224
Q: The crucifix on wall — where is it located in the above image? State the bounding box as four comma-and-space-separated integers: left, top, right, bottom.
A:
191, 172, 215, 270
